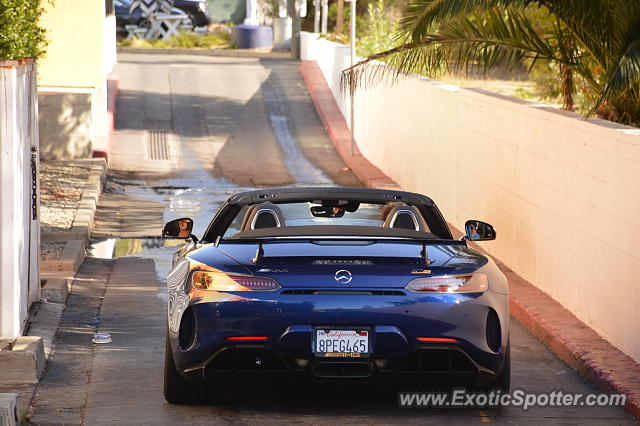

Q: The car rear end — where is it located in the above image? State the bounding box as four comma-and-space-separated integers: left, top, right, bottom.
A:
169, 241, 509, 391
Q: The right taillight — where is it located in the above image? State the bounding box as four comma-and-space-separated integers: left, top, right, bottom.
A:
405, 274, 488, 293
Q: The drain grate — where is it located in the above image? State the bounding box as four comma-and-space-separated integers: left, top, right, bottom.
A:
148, 129, 170, 160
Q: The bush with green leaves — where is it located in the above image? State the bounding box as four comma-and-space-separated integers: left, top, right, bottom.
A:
357, 0, 397, 57
319, 0, 396, 56
0, 0, 48, 60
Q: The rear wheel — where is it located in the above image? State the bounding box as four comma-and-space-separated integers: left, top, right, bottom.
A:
164, 329, 211, 404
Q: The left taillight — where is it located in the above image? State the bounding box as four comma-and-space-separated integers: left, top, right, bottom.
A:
191, 271, 281, 291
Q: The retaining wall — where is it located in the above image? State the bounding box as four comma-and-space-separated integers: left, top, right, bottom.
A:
301, 32, 640, 363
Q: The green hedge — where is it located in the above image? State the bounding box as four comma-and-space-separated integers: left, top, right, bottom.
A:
0, 0, 47, 60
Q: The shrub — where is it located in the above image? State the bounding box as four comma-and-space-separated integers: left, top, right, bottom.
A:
357, 0, 396, 57
0, 0, 48, 60
118, 31, 231, 49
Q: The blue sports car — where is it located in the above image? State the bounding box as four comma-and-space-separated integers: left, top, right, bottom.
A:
162, 187, 509, 404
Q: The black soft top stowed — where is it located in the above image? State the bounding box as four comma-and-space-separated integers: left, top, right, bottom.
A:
229, 225, 440, 240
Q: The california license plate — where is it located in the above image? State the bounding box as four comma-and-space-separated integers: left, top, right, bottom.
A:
314, 328, 370, 357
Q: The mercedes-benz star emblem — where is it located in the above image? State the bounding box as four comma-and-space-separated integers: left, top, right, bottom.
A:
334, 269, 352, 284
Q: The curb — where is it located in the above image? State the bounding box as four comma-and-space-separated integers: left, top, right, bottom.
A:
41, 158, 107, 244
36, 157, 106, 347
40, 158, 106, 289
0, 393, 17, 426
300, 58, 640, 419
0, 336, 46, 422
26, 301, 65, 360
506, 269, 640, 419
0, 337, 45, 385
39, 279, 69, 304
117, 46, 291, 59
69, 159, 107, 242
40, 240, 86, 274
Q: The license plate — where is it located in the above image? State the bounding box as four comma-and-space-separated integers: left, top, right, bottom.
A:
314, 328, 370, 357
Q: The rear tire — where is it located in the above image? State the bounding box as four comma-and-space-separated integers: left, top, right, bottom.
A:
164, 329, 210, 404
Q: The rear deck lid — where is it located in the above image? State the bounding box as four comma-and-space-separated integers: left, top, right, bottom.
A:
190, 240, 487, 289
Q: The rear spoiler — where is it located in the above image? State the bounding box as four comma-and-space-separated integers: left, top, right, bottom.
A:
234, 237, 466, 267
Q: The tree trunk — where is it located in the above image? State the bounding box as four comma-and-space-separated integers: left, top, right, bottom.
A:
336, 0, 344, 34
560, 64, 574, 111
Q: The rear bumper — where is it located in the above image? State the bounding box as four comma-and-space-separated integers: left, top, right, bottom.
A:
169, 289, 509, 388
181, 342, 500, 389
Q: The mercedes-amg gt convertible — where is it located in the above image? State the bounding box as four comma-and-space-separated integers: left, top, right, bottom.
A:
162, 187, 509, 404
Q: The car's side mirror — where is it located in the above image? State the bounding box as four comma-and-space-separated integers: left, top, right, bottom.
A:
163, 218, 195, 241
464, 220, 496, 241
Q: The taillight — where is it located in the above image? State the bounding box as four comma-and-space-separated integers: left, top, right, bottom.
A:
191, 271, 281, 291
225, 336, 269, 341
417, 337, 459, 343
405, 274, 488, 293
231, 276, 281, 291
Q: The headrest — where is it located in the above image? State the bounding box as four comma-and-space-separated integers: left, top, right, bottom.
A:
383, 205, 429, 232
240, 202, 286, 231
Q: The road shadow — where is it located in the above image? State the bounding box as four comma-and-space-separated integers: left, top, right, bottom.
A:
113, 55, 361, 187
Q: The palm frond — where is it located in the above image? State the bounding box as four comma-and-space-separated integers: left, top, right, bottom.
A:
343, 7, 574, 94
350, 0, 640, 123
340, 42, 434, 95
541, 0, 640, 71
594, 40, 640, 113
396, 0, 534, 42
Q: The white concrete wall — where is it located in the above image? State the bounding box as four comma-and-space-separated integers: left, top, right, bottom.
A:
301, 33, 352, 119
301, 32, 640, 364
104, 15, 118, 77
0, 60, 41, 337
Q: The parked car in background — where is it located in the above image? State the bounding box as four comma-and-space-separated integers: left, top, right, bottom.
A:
115, 0, 145, 39
115, 0, 210, 39
174, 0, 211, 27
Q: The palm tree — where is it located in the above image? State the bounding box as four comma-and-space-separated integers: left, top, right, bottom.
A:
342, 0, 640, 124
336, 0, 345, 34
